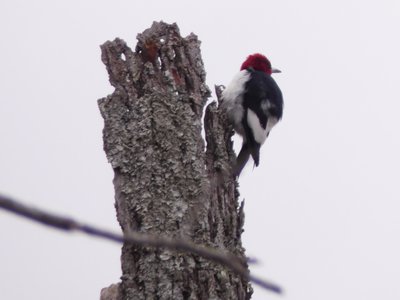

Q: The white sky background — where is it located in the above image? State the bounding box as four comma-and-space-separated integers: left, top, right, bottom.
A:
1, 0, 400, 299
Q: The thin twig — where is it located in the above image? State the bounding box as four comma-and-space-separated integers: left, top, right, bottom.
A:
0, 193, 282, 294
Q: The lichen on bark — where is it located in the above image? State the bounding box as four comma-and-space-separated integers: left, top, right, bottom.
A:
99, 21, 252, 300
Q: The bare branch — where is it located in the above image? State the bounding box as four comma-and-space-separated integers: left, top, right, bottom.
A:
0, 193, 282, 294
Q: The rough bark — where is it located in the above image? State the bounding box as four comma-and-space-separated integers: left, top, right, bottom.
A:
99, 21, 252, 300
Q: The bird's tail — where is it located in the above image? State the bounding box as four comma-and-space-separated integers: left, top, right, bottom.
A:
250, 144, 260, 167
233, 143, 260, 177
233, 143, 251, 177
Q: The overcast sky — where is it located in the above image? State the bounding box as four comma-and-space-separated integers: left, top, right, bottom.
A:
1, 1, 400, 299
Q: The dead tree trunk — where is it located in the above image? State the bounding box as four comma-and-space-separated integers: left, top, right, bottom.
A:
98, 21, 252, 300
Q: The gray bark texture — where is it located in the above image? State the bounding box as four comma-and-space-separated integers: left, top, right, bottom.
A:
98, 21, 252, 300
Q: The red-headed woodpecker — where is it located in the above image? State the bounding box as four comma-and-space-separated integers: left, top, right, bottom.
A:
222, 53, 283, 176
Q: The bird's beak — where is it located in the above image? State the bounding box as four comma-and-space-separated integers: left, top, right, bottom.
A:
271, 68, 282, 73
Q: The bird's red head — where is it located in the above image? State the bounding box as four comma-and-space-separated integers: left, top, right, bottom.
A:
240, 53, 273, 75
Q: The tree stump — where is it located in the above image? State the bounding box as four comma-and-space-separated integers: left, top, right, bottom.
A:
99, 21, 252, 300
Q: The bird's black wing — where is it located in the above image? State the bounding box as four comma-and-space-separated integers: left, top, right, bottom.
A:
243, 70, 283, 127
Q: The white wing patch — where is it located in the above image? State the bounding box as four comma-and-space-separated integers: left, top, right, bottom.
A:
247, 109, 278, 145
266, 116, 278, 133
247, 109, 267, 144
